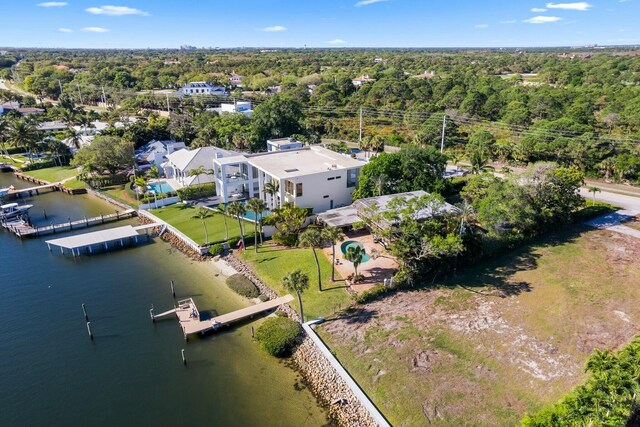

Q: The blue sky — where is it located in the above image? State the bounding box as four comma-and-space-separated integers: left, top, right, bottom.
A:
1, 0, 638, 48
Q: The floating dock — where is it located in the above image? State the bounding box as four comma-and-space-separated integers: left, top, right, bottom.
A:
2, 209, 137, 238
45, 223, 163, 256
153, 295, 295, 339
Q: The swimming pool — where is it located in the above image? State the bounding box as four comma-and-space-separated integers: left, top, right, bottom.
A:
147, 181, 175, 194
340, 241, 371, 263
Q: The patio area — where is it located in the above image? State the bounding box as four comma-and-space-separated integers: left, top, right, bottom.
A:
322, 229, 399, 293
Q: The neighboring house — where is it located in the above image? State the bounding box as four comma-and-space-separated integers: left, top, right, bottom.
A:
179, 81, 228, 97
317, 190, 459, 229
1, 102, 44, 116
209, 101, 253, 117
413, 70, 436, 79
163, 146, 237, 187
212, 145, 364, 213
267, 137, 304, 152
229, 73, 243, 86
135, 140, 186, 172
38, 121, 68, 133
352, 75, 377, 87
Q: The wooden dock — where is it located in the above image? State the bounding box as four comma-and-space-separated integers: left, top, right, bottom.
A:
153, 295, 295, 339
2, 209, 137, 238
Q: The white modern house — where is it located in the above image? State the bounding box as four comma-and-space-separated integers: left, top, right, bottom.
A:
212, 145, 363, 214
352, 75, 377, 87
135, 140, 186, 172
163, 146, 237, 187
179, 82, 228, 97
267, 137, 304, 152
209, 101, 253, 117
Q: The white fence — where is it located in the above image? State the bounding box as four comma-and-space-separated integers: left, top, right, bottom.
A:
138, 196, 180, 211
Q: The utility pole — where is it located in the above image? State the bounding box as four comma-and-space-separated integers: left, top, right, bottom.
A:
440, 114, 447, 154
101, 85, 107, 107
359, 107, 363, 144
76, 83, 84, 105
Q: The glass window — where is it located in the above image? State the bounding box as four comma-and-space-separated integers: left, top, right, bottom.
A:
346, 168, 359, 188
296, 183, 303, 197
285, 180, 294, 196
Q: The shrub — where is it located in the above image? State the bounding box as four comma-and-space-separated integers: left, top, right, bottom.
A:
227, 237, 240, 250
20, 160, 56, 171
208, 243, 224, 256
355, 284, 389, 304
254, 317, 301, 357
272, 232, 298, 247
226, 274, 260, 298
176, 183, 216, 201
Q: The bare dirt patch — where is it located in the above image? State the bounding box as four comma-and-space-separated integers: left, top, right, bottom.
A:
319, 228, 640, 427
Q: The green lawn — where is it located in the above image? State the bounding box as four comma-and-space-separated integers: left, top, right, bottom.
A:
0, 154, 29, 167
98, 184, 139, 208
240, 242, 353, 321
62, 177, 87, 189
151, 204, 253, 245
22, 166, 78, 183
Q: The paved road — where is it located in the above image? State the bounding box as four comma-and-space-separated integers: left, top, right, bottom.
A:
580, 188, 640, 212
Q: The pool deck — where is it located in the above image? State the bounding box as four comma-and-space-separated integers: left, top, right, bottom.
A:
322, 229, 399, 293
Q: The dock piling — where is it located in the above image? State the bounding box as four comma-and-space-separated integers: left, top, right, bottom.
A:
251, 326, 255, 338
181, 349, 186, 365
82, 303, 88, 320
150, 305, 155, 322
171, 280, 175, 298
43, 209, 47, 220
86, 321, 93, 340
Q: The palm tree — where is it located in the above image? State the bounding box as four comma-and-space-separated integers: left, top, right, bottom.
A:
298, 227, 327, 292
322, 227, 344, 282
263, 181, 279, 209
0, 116, 13, 160
189, 165, 205, 185
468, 148, 493, 175
359, 136, 371, 158
370, 135, 385, 156
65, 128, 83, 150
227, 201, 247, 247
373, 173, 387, 196
9, 117, 40, 161
457, 200, 476, 235
134, 175, 147, 204
217, 203, 229, 240
192, 207, 213, 245
246, 197, 267, 252
589, 186, 601, 205
282, 269, 310, 323
345, 245, 365, 277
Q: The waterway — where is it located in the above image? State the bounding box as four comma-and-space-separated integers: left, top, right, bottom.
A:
0, 173, 329, 427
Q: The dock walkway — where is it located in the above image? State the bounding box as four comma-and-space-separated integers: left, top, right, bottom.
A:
2, 209, 136, 238
154, 295, 294, 339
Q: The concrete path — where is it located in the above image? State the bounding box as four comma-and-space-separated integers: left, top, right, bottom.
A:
585, 209, 640, 239
580, 188, 640, 212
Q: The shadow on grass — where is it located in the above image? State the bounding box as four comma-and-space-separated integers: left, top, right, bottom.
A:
328, 306, 379, 324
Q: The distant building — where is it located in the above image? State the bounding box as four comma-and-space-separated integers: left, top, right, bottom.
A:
38, 121, 68, 133
162, 146, 237, 187
179, 82, 228, 97
180, 45, 197, 51
413, 70, 436, 79
1, 102, 44, 116
209, 101, 253, 117
229, 73, 243, 87
267, 137, 304, 152
307, 84, 317, 94
352, 75, 377, 87
374, 57, 384, 63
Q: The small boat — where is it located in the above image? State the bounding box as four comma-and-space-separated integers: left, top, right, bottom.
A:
0, 202, 33, 220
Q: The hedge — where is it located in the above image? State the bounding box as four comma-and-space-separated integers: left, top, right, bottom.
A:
226, 274, 260, 298
176, 183, 216, 201
209, 243, 224, 256
139, 191, 177, 204
254, 317, 301, 357
20, 161, 57, 171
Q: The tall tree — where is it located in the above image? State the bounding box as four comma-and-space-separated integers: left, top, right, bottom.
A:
192, 207, 213, 245
282, 269, 310, 323
246, 197, 268, 252
227, 201, 247, 247
251, 95, 304, 148
322, 227, 344, 282
217, 203, 229, 240
298, 227, 327, 292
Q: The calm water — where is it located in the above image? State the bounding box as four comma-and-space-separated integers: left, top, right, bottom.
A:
0, 173, 328, 427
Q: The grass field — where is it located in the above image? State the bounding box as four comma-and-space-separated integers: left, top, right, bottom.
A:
22, 166, 78, 183
151, 204, 254, 245
240, 242, 352, 321
98, 184, 139, 208
0, 154, 29, 167
318, 227, 640, 427
61, 177, 86, 189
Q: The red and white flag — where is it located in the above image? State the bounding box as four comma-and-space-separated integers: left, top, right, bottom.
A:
236, 239, 244, 253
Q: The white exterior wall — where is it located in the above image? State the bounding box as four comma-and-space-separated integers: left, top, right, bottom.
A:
282, 170, 358, 214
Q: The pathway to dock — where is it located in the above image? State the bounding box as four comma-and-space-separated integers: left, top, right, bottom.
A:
153, 295, 294, 339
2, 209, 136, 238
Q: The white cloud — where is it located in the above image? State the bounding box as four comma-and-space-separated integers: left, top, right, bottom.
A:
85, 5, 149, 16
37, 2, 67, 7
531, 8, 547, 12
328, 39, 347, 45
58, 27, 73, 33
524, 15, 563, 23
82, 27, 110, 33
546, 2, 593, 11
475, 24, 488, 29
261, 25, 287, 32
500, 20, 517, 24
355, 0, 388, 6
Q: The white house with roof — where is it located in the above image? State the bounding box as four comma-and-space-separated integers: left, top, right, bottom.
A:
162, 146, 237, 187
352, 75, 377, 87
135, 140, 186, 172
179, 82, 228, 97
267, 137, 304, 152
212, 145, 363, 214
209, 101, 253, 117
229, 73, 243, 86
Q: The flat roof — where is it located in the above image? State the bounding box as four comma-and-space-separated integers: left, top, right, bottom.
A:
247, 146, 363, 179
46, 225, 139, 249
